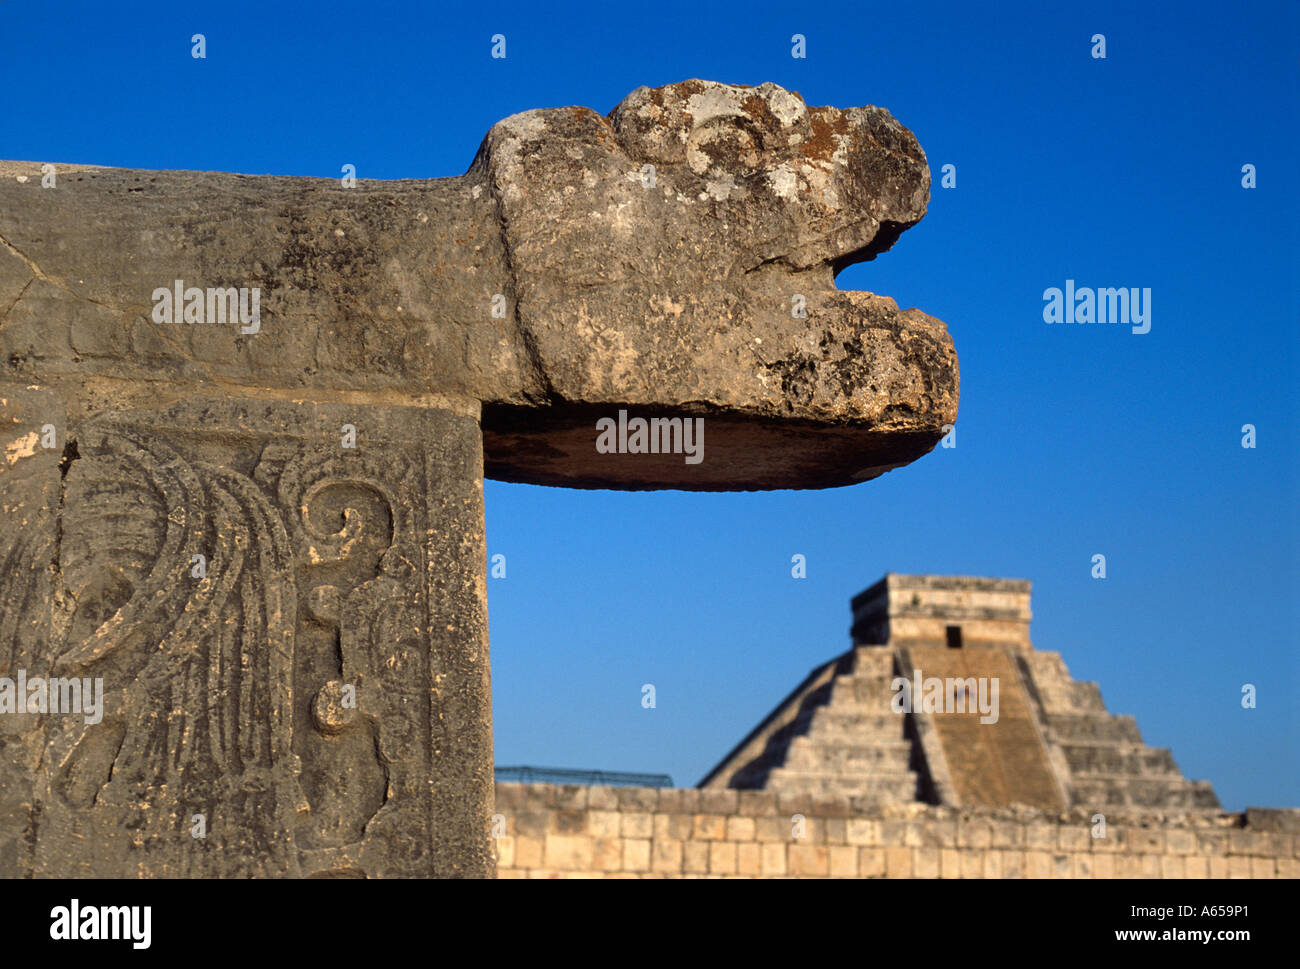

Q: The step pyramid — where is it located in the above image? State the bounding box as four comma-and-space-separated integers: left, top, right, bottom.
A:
699, 574, 1219, 814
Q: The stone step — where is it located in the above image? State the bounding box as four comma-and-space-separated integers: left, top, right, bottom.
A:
828, 674, 901, 710
763, 768, 920, 800
798, 714, 911, 748
1031, 685, 1079, 711
1069, 776, 1221, 810
1060, 743, 1179, 776
731, 709, 914, 781
781, 736, 914, 772
1024, 651, 1109, 712
1056, 681, 1107, 713
1025, 651, 1071, 681
1044, 713, 1143, 744
796, 708, 909, 736
802, 722, 912, 750
848, 647, 897, 677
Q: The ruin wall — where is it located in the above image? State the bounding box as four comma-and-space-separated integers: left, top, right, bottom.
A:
492, 782, 1298, 878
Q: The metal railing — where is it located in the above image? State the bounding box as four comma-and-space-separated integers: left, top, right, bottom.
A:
494, 766, 673, 788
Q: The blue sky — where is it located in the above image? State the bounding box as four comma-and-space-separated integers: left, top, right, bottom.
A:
3, 0, 1296, 810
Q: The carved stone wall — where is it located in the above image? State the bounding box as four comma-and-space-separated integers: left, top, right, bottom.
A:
0, 390, 492, 876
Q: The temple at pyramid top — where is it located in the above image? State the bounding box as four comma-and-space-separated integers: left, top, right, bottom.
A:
850, 573, 1033, 650
701, 574, 1220, 814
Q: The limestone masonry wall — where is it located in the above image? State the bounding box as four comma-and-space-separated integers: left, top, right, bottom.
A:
492, 783, 1298, 878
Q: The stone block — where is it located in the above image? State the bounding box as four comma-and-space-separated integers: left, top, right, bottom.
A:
913, 847, 940, 878
726, 816, 756, 842
789, 845, 829, 876
1123, 828, 1164, 854
698, 789, 739, 815
1250, 856, 1276, 878
652, 839, 683, 874
939, 849, 962, 879
654, 813, 693, 841
883, 848, 915, 879
549, 785, 588, 811
592, 836, 623, 873
1025, 850, 1053, 877
957, 820, 992, 849
514, 811, 549, 838
1024, 824, 1056, 851
1196, 831, 1228, 856
693, 814, 727, 841
737, 842, 762, 876
881, 819, 908, 846
813, 796, 853, 819
586, 786, 620, 811
621, 812, 654, 839
989, 821, 1021, 848
829, 845, 858, 877
847, 819, 881, 846
1229, 830, 1267, 855
709, 841, 738, 875
656, 789, 698, 814
1057, 825, 1090, 852
588, 810, 622, 838
738, 792, 778, 816
1002, 850, 1026, 878
623, 838, 651, 873
514, 836, 544, 870
983, 850, 1003, 878
552, 810, 586, 834
683, 841, 710, 875
761, 843, 787, 876
859, 847, 886, 877
544, 834, 593, 871
616, 787, 659, 812
1183, 855, 1209, 878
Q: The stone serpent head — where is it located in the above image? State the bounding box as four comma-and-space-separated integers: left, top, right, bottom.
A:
474, 80, 957, 490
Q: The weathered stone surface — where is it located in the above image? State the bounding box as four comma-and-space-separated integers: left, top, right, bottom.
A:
0, 80, 956, 877
0, 79, 956, 491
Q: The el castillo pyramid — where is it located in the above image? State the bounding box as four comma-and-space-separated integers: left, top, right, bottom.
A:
700, 574, 1220, 813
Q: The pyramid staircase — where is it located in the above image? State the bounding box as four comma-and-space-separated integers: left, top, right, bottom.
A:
1021, 650, 1220, 812
725, 647, 922, 801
